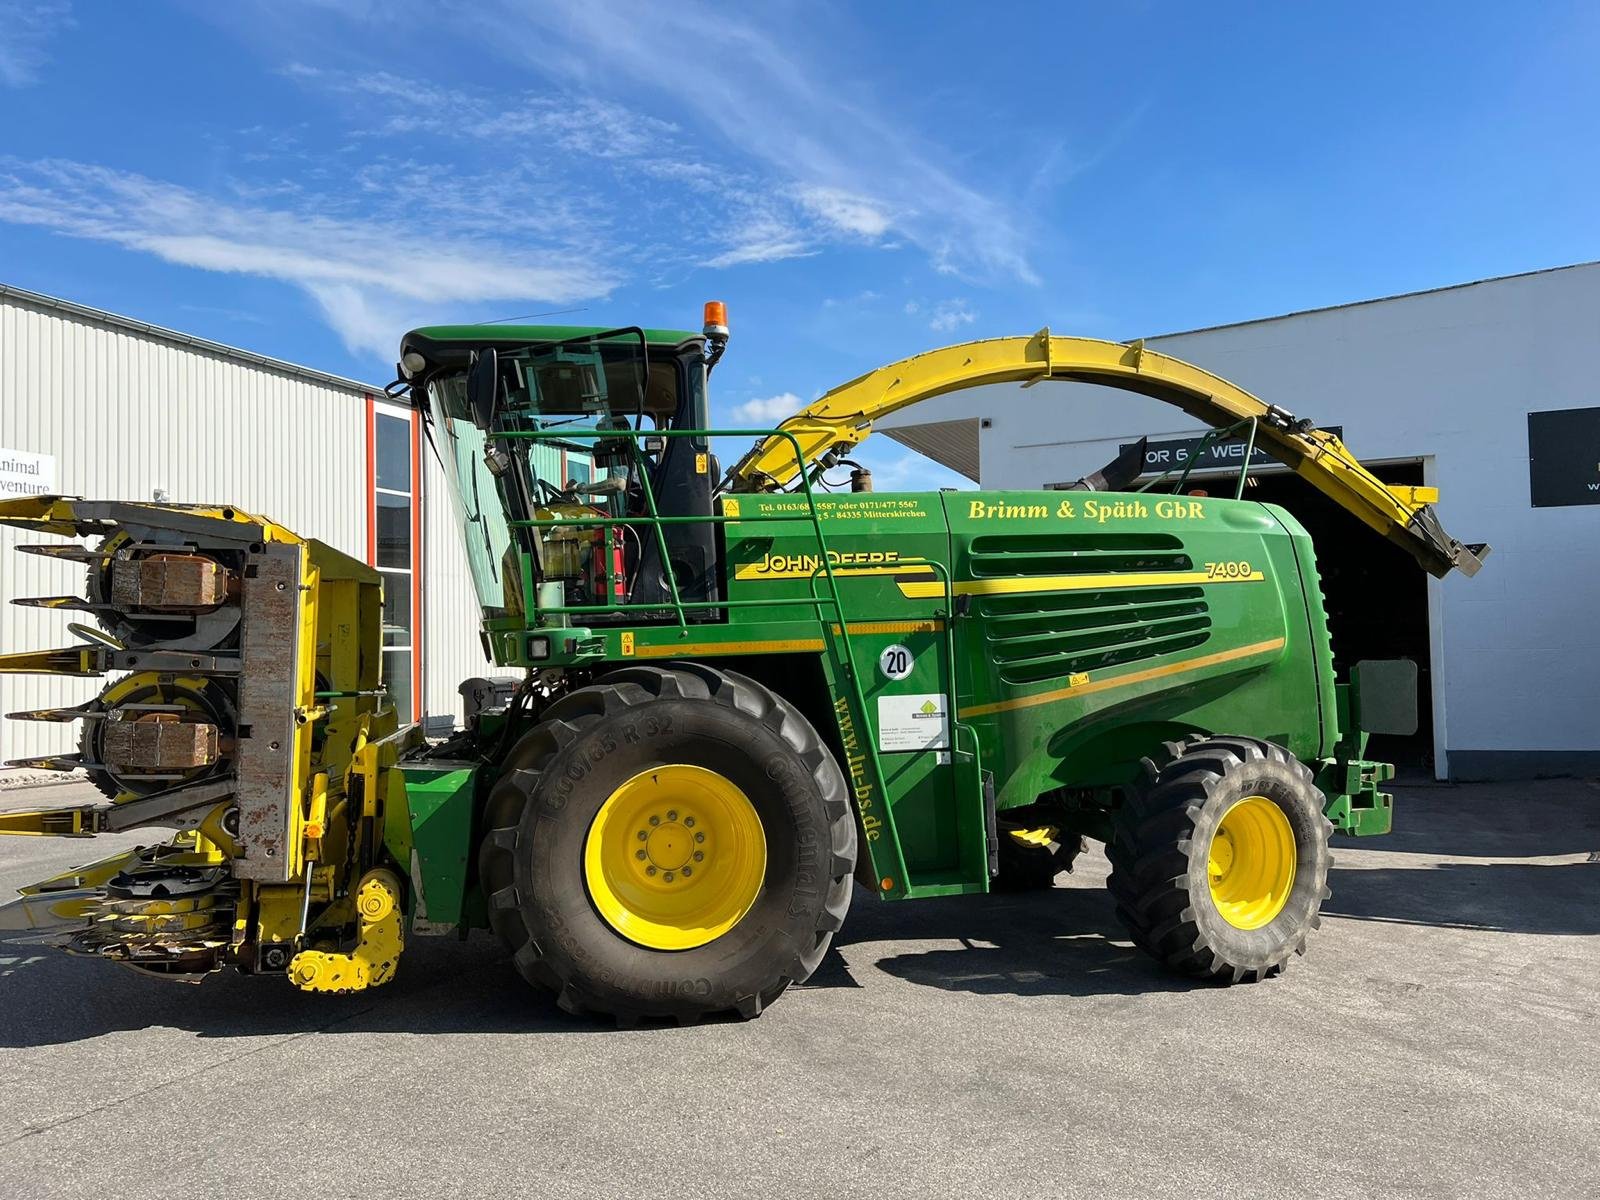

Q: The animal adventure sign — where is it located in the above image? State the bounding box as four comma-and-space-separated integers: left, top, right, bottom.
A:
0, 449, 55, 498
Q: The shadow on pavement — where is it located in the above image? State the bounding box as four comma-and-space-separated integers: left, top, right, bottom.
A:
810, 880, 1204, 999
1322, 777, 1600, 933
0, 934, 603, 1048
1345, 778, 1600, 859
6, 781, 1594, 1044
1325, 860, 1600, 934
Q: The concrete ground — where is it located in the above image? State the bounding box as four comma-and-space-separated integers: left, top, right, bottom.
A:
0, 778, 1596, 1200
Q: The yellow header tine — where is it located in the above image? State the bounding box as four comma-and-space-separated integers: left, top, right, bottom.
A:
0, 646, 107, 677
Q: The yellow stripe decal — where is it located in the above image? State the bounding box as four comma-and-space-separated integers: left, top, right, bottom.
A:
735, 562, 936, 582
898, 569, 1265, 600
960, 637, 1287, 718
632, 619, 946, 660
636, 638, 824, 658
828, 619, 945, 636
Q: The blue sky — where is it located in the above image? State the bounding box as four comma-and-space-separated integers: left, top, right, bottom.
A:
1, 1, 1596, 488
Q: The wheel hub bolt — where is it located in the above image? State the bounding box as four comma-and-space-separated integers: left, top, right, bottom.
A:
684, 817, 695, 828
636, 849, 647, 860
649, 814, 660, 826
646, 866, 657, 876
694, 832, 705, 843
681, 866, 692, 877
666, 810, 678, 821
664, 872, 675, 882
693, 851, 704, 862
637, 830, 647, 841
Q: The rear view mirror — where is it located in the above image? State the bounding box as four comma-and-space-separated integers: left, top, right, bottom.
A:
467, 348, 500, 429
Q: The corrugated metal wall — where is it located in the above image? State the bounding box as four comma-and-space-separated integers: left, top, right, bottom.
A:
0, 294, 334, 765
421, 444, 495, 724
0, 288, 500, 770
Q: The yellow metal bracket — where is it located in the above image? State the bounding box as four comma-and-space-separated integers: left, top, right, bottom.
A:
0, 807, 99, 837
0, 646, 108, 677
287, 868, 404, 993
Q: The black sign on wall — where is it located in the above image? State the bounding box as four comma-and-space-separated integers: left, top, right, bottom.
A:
1528, 408, 1600, 508
1123, 427, 1343, 476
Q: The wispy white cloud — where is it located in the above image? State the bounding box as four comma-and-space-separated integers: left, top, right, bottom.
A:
861, 448, 974, 491
0, 6, 1044, 363
728, 392, 804, 425
705, 219, 814, 269
796, 186, 893, 240
282, 63, 816, 272
471, 0, 1038, 284
0, 0, 72, 87
822, 289, 881, 308
0, 158, 617, 356
928, 298, 977, 333
278, 28, 1030, 282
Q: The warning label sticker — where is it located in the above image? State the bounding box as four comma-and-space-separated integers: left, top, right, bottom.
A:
877, 693, 950, 752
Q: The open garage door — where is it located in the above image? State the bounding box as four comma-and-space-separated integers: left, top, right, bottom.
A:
1150, 460, 1435, 776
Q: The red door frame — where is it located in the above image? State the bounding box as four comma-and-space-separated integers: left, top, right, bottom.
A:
364, 395, 424, 723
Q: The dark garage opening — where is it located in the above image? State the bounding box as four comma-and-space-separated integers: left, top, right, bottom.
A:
1159, 461, 1435, 775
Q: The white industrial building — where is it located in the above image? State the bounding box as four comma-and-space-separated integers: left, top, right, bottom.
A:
879, 262, 1600, 781
0, 282, 482, 772
3, 265, 1596, 782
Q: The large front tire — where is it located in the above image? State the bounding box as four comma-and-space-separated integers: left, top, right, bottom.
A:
1107, 737, 1332, 982
477, 663, 856, 1024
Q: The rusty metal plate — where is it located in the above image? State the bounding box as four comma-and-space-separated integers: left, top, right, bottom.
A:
230, 544, 303, 883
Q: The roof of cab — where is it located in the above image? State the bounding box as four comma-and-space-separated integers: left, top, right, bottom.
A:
402, 323, 702, 366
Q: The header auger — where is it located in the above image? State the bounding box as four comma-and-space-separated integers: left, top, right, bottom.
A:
1, 308, 1482, 1022
0, 497, 411, 988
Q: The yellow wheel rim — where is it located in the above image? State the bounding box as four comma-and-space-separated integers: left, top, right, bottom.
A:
584, 765, 767, 951
1207, 795, 1296, 930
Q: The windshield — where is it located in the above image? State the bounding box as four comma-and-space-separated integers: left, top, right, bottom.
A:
426, 373, 519, 617
424, 333, 680, 621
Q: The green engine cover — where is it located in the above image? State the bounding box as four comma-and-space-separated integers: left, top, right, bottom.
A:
474, 486, 1369, 899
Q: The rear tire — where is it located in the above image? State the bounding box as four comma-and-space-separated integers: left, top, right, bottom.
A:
993, 824, 1085, 892
1106, 736, 1332, 982
477, 662, 856, 1024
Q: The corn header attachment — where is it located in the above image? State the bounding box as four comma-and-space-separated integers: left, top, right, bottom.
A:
0, 496, 409, 989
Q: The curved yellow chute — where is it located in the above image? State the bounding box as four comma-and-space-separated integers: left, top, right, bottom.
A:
726, 330, 1485, 579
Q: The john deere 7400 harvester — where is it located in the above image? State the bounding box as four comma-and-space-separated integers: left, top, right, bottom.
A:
0, 307, 1485, 1022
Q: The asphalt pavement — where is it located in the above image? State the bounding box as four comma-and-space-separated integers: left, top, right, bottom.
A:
1, 777, 1596, 1200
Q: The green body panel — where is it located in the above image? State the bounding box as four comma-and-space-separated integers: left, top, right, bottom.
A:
392, 324, 1397, 917
942, 492, 1336, 809
446, 485, 1387, 905
391, 763, 478, 927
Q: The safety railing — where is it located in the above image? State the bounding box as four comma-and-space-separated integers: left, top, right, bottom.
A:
1136, 416, 1261, 500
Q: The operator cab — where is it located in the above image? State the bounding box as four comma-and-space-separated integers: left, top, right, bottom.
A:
399, 322, 721, 627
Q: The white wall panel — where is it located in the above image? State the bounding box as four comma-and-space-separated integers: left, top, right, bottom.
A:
878, 263, 1600, 775
421, 438, 495, 729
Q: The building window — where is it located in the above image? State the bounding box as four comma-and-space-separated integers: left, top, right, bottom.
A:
368, 400, 421, 722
